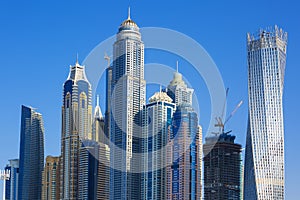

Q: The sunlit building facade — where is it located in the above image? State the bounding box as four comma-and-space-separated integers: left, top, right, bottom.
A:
110, 11, 145, 200
60, 60, 92, 200
165, 68, 202, 200
42, 156, 60, 200
169, 104, 202, 200
141, 91, 175, 200
97, 143, 110, 200
244, 26, 287, 200
167, 66, 193, 106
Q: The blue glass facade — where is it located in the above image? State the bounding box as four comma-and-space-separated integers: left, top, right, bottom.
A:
5, 165, 11, 199
78, 140, 99, 200
170, 104, 201, 200
141, 93, 175, 200
18, 105, 44, 200
4, 159, 19, 200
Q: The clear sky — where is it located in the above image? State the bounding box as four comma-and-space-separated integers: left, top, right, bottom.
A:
0, 0, 299, 199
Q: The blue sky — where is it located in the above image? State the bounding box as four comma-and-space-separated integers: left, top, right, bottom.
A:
0, 0, 299, 199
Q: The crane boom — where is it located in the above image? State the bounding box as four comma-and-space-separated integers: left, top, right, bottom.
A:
224, 100, 243, 126
104, 52, 110, 67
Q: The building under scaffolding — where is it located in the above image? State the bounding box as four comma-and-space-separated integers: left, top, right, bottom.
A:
203, 133, 242, 200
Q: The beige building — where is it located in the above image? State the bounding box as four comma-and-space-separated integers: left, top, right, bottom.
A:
42, 156, 60, 200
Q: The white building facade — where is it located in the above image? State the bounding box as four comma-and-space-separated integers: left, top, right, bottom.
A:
244, 26, 287, 200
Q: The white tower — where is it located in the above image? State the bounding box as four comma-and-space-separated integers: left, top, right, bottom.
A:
244, 26, 287, 200
110, 8, 145, 200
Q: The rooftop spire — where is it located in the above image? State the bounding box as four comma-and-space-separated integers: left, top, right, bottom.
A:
176, 61, 179, 72
94, 94, 103, 119
128, 6, 131, 20
76, 53, 79, 64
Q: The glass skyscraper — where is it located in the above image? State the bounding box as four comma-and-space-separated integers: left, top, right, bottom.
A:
109, 11, 145, 200
244, 26, 287, 200
18, 105, 44, 200
78, 140, 99, 200
165, 68, 202, 200
141, 90, 175, 200
169, 104, 202, 200
60, 60, 92, 200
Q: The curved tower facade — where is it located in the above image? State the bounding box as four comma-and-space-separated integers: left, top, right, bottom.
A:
110, 10, 145, 200
60, 60, 92, 200
18, 105, 44, 200
244, 26, 287, 200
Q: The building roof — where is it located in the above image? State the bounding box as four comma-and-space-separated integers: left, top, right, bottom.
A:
149, 91, 173, 103
118, 7, 139, 32
67, 60, 90, 83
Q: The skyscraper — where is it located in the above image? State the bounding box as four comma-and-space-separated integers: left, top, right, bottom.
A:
169, 104, 202, 200
110, 9, 145, 200
42, 156, 60, 200
92, 95, 110, 199
4, 159, 19, 200
244, 26, 287, 200
141, 90, 175, 200
105, 65, 112, 142
96, 143, 110, 200
18, 105, 44, 200
167, 63, 193, 106
203, 133, 242, 200
93, 95, 105, 143
165, 67, 202, 200
78, 140, 99, 200
60, 59, 92, 199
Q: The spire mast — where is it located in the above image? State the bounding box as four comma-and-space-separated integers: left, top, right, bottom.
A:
96, 95, 99, 107
176, 61, 179, 72
159, 85, 162, 99
76, 53, 79, 64
128, 6, 131, 20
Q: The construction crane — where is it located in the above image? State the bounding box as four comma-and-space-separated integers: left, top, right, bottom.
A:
104, 52, 111, 67
212, 88, 243, 136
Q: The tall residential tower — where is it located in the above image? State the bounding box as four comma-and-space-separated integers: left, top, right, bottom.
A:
42, 156, 60, 200
60, 60, 92, 200
167, 68, 202, 200
141, 90, 175, 200
110, 9, 145, 200
18, 105, 44, 200
244, 26, 287, 200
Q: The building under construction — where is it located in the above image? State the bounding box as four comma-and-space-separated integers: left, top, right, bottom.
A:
203, 133, 242, 200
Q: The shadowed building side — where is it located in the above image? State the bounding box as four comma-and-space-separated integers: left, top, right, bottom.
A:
18, 105, 44, 200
